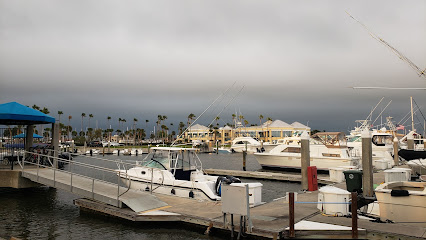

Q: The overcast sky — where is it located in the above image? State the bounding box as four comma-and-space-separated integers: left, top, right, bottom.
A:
1, 0, 425, 133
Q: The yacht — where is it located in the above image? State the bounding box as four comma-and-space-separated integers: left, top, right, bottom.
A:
116, 147, 262, 202
230, 136, 275, 153
346, 128, 394, 165
253, 132, 360, 170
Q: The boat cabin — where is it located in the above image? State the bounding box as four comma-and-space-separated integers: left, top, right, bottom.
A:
142, 147, 201, 181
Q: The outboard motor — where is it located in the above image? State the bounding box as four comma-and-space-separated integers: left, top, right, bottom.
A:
215, 175, 242, 196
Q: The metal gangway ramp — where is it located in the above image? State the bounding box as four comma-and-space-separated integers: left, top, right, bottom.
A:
16, 150, 167, 213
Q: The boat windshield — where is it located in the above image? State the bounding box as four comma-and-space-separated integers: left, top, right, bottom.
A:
143, 157, 169, 170
372, 135, 392, 146
348, 136, 361, 143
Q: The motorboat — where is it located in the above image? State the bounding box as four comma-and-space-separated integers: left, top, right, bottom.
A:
85, 149, 100, 155
346, 128, 394, 165
230, 137, 275, 153
116, 147, 263, 202
375, 181, 426, 226
399, 131, 425, 150
254, 132, 360, 170
407, 159, 426, 175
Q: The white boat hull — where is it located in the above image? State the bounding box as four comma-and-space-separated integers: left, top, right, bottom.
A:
375, 182, 426, 226
254, 153, 358, 171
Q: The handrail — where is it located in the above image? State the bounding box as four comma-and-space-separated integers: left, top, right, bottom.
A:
18, 150, 165, 192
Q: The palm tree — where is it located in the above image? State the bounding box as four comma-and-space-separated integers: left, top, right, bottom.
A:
81, 113, 86, 132
259, 114, 264, 126
68, 115, 72, 140
259, 114, 264, 140
187, 113, 195, 126
107, 116, 111, 129
88, 114, 93, 129
133, 118, 138, 145
179, 122, 185, 135
39, 107, 50, 142
232, 113, 236, 128
32, 104, 40, 111
58, 111, 63, 124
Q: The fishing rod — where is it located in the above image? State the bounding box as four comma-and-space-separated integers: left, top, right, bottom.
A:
171, 82, 236, 146
207, 86, 245, 128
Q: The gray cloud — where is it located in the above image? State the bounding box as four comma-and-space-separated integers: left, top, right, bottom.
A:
0, 0, 425, 133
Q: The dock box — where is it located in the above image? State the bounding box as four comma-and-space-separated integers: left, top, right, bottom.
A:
230, 182, 263, 206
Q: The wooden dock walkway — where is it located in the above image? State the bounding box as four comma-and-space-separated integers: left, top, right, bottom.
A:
21, 168, 167, 212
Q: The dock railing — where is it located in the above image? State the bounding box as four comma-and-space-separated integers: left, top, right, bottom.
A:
14, 149, 165, 207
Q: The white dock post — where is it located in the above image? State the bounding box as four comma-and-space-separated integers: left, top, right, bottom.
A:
301, 131, 310, 191
361, 129, 373, 197
393, 137, 399, 166
407, 134, 414, 150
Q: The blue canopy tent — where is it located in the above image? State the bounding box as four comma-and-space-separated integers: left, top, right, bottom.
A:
13, 133, 43, 139
0, 102, 55, 125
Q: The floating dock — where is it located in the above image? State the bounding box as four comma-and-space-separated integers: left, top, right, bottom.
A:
204, 168, 334, 184
2, 166, 425, 239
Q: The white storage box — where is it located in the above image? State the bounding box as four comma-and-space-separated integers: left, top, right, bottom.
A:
230, 182, 263, 206
392, 168, 412, 180
374, 160, 388, 170
384, 169, 411, 182
329, 167, 345, 182
317, 186, 351, 216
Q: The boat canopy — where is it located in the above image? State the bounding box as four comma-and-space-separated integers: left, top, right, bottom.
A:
312, 132, 347, 148
144, 147, 201, 171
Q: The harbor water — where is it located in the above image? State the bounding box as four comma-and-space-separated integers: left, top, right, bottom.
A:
0, 152, 301, 239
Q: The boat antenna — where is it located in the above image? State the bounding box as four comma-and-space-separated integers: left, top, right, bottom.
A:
346, 11, 426, 79
171, 82, 236, 146
371, 100, 392, 127
359, 97, 384, 130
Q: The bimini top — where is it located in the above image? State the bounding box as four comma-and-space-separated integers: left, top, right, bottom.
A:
0, 102, 55, 125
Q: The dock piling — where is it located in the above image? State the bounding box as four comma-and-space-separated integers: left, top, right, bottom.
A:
301, 131, 310, 190
361, 129, 373, 197
289, 192, 295, 238
393, 137, 399, 166
242, 150, 247, 171
351, 192, 358, 239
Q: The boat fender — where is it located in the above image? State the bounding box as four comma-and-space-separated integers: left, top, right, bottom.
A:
225, 175, 241, 183
215, 176, 242, 196
215, 176, 227, 196
145, 186, 150, 192
171, 189, 175, 195
256, 148, 261, 153
391, 189, 410, 197
261, 147, 265, 152
189, 191, 194, 198
231, 149, 236, 153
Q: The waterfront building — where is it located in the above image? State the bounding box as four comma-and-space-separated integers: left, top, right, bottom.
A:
177, 120, 310, 145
